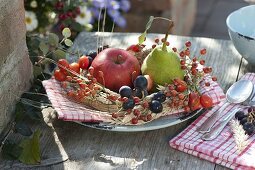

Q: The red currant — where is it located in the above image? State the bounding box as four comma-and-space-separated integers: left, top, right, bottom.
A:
179, 51, 185, 58
147, 114, 152, 121
112, 113, 118, 118
133, 109, 141, 116
205, 82, 210, 86
192, 57, 197, 62
199, 60, 205, 65
200, 48, 207, 55
172, 47, 177, 52
212, 76, 217, 81
181, 65, 187, 70
155, 38, 159, 44
131, 118, 138, 124
185, 49, 190, 56
185, 41, 191, 47
180, 60, 185, 65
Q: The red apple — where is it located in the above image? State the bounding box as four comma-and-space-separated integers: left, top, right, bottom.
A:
91, 48, 141, 92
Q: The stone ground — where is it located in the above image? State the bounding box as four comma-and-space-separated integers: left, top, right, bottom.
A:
191, 0, 254, 40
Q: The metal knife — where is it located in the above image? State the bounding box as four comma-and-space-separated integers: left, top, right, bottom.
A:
201, 108, 240, 141
197, 101, 229, 133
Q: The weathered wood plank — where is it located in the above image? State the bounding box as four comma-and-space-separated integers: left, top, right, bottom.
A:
0, 33, 243, 170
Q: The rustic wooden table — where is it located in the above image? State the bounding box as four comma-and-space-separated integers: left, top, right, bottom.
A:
1, 32, 253, 170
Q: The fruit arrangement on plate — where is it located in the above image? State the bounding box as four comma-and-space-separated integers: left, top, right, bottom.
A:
53, 18, 217, 125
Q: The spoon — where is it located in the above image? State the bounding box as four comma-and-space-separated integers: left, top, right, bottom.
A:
201, 79, 254, 140
197, 79, 253, 133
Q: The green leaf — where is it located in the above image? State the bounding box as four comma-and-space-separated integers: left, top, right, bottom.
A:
24, 105, 43, 121
15, 102, 25, 122
2, 140, 23, 160
145, 16, 154, 31
53, 49, 66, 60
64, 39, 73, 47
62, 28, 71, 38
15, 122, 33, 136
39, 42, 49, 55
19, 130, 41, 165
33, 65, 43, 78
48, 33, 59, 47
138, 32, 146, 44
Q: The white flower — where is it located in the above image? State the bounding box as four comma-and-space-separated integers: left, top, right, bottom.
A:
25, 11, 38, 31
75, 6, 92, 26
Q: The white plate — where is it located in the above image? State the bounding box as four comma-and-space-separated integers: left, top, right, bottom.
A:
75, 108, 206, 132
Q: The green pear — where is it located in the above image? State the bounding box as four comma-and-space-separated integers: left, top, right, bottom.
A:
141, 46, 184, 86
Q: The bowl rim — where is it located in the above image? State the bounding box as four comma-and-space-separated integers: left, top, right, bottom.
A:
226, 5, 255, 41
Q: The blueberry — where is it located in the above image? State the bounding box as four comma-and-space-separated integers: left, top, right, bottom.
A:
119, 86, 132, 98
133, 88, 148, 99
240, 117, 248, 125
98, 45, 109, 53
122, 98, 135, 110
235, 111, 245, 121
248, 107, 253, 113
243, 122, 255, 135
134, 75, 148, 90
149, 100, 163, 113
152, 91, 166, 103
88, 56, 93, 67
87, 51, 97, 59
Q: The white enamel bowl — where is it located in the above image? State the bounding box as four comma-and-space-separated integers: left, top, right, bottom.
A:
226, 5, 255, 64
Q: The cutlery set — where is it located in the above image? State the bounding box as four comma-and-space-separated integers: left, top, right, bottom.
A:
197, 79, 255, 140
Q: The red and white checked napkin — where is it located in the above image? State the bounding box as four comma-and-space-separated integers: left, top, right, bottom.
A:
42, 74, 224, 122
170, 73, 255, 170
42, 79, 112, 122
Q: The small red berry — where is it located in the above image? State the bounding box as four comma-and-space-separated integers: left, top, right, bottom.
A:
178, 93, 185, 100
133, 109, 141, 116
133, 97, 140, 103
179, 51, 185, 57
180, 60, 185, 65
142, 101, 149, 108
147, 114, 152, 121
75, 7, 81, 15
192, 57, 197, 62
185, 49, 190, 56
168, 85, 175, 90
185, 41, 191, 47
199, 60, 205, 65
184, 106, 191, 112
161, 38, 166, 42
200, 48, 207, 55
112, 113, 118, 118
191, 69, 197, 75
181, 65, 187, 70
205, 82, 210, 86
166, 42, 170, 46
152, 44, 156, 49
172, 47, 177, 52
155, 38, 159, 44
192, 63, 198, 68
88, 67, 94, 75
212, 76, 217, 81
131, 118, 138, 124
